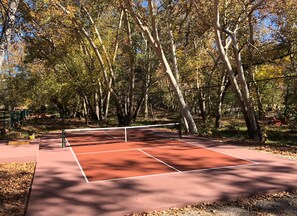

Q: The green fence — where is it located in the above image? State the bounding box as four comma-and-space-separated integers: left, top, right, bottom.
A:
0, 109, 30, 133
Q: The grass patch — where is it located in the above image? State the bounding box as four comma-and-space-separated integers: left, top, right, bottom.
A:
208, 118, 296, 146
211, 127, 248, 140
266, 127, 297, 146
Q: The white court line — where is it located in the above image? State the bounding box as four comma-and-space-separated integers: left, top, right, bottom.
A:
176, 139, 258, 165
68, 144, 90, 183
75, 145, 174, 155
65, 138, 70, 147
88, 162, 257, 184
138, 149, 181, 172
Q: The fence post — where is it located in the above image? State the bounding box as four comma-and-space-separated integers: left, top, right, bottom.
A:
10, 112, 14, 128
177, 122, 182, 139
3, 112, 5, 130
62, 129, 66, 148
17, 112, 20, 125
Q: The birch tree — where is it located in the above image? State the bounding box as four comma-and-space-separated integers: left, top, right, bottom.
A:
0, 0, 19, 69
122, 0, 197, 133
53, 1, 153, 125
213, 0, 263, 140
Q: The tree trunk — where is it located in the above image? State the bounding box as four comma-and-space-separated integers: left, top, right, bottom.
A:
94, 91, 100, 121
98, 81, 104, 121
167, 7, 179, 82
0, 0, 19, 69
196, 73, 206, 123
104, 83, 112, 119
247, 16, 264, 120
56, 3, 122, 123
160, 51, 197, 133
123, 0, 197, 133
214, 0, 259, 140
144, 73, 150, 118
143, 34, 150, 118
215, 77, 229, 128
124, 9, 136, 122
232, 34, 259, 139
82, 97, 89, 125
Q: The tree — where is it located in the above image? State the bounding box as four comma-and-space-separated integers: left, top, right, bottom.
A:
122, 0, 198, 133
213, 0, 264, 140
0, 0, 19, 69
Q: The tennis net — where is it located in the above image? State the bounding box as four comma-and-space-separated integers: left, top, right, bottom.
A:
62, 123, 181, 148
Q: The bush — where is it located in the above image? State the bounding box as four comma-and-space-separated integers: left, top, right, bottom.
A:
197, 120, 212, 136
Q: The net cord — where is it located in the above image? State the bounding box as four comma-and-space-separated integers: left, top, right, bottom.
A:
64, 123, 179, 133
62, 123, 179, 148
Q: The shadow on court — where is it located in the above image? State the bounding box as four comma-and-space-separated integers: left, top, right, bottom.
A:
26, 135, 297, 216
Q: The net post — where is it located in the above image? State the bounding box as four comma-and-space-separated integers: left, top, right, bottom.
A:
124, 127, 127, 142
62, 129, 66, 148
177, 122, 182, 139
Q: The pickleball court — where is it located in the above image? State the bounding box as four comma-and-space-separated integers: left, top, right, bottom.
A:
63, 124, 255, 183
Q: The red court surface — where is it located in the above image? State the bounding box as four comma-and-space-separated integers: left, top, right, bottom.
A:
72, 142, 253, 182
27, 133, 297, 216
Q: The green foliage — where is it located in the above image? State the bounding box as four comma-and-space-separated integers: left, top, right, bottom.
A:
197, 120, 213, 136
0, 0, 295, 129
288, 108, 297, 132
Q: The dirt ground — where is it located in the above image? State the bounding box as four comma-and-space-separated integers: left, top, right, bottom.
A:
0, 162, 35, 216
131, 190, 297, 216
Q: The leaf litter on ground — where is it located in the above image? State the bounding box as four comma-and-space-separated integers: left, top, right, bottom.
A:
0, 162, 35, 216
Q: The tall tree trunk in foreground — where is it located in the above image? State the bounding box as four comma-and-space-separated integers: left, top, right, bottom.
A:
143, 37, 150, 118
196, 70, 206, 123
215, 76, 229, 128
94, 91, 100, 121
0, 0, 19, 69
214, 0, 260, 140
123, 0, 197, 133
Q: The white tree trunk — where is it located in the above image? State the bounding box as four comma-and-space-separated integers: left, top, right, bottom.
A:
167, 10, 179, 82
94, 91, 100, 121
0, 0, 19, 69
144, 45, 150, 118
123, 0, 197, 133
213, 0, 259, 139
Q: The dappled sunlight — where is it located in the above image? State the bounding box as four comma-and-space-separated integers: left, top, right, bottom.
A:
26, 133, 297, 215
